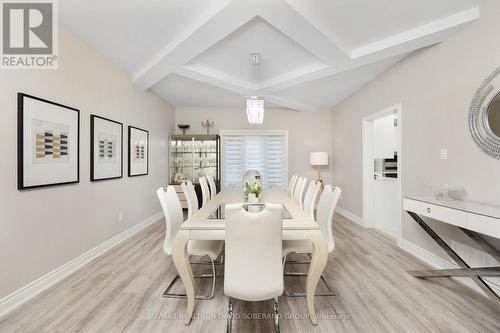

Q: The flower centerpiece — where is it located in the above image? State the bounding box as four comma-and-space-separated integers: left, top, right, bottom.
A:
242, 170, 263, 203
244, 181, 262, 203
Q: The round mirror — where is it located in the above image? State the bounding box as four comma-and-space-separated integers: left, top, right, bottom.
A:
469, 67, 500, 159
487, 91, 500, 138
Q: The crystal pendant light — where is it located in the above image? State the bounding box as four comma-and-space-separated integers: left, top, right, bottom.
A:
246, 53, 264, 125
246, 96, 264, 125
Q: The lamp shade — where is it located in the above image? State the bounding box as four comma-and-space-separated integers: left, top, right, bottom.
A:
310, 152, 328, 166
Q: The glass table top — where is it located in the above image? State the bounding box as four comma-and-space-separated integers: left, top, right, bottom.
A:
207, 203, 293, 220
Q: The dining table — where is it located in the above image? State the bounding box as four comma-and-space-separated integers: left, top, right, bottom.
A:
172, 187, 328, 326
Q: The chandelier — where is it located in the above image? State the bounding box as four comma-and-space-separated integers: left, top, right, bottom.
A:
246, 96, 264, 125
246, 53, 264, 125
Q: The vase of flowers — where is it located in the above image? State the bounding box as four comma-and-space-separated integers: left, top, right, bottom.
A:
244, 181, 262, 203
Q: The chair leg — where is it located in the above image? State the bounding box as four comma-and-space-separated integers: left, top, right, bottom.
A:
162, 255, 217, 300
226, 297, 234, 333
284, 271, 336, 297
273, 297, 280, 333
218, 246, 225, 265
283, 252, 312, 265
225, 297, 279, 332
283, 252, 336, 297
189, 253, 223, 277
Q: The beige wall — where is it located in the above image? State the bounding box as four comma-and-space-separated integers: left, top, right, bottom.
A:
174, 107, 333, 184
0, 28, 174, 299
331, 0, 500, 259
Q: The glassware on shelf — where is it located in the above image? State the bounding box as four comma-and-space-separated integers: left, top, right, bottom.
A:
169, 135, 219, 185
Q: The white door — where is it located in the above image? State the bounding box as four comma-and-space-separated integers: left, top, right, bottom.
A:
363, 105, 401, 240
373, 177, 399, 238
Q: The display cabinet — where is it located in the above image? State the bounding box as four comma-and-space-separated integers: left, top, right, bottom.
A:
169, 134, 220, 208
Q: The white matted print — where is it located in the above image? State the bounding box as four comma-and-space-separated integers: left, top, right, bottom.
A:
90, 115, 123, 181
33, 119, 70, 164
18, 93, 79, 189
128, 126, 148, 176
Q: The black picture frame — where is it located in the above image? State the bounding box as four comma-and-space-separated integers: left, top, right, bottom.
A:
90, 115, 123, 181
17, 93, 80, 190
128, 126, 149, 177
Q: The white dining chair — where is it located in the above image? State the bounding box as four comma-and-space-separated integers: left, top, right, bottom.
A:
181, 180, 199, 218
288, 174, 298, 197
224, 203, 283, 333
199, 176, 210, 206
293, 177, 307, 208
206, 175, 217, 199
282, 185, 342, 297
157, 186, 223, 300
303, 180, 321, 218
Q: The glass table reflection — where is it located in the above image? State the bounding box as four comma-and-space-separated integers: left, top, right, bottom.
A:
207, 203, 293, 219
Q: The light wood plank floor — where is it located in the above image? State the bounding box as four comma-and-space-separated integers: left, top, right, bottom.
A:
1, 214, 499, 333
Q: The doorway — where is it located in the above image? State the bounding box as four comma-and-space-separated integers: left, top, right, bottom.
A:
362, 104, 402, 240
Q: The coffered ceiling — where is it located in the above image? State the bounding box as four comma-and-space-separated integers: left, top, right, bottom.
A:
60, 0, 480, 111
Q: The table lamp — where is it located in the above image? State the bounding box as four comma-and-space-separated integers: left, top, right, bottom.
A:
310, 152, 328, 182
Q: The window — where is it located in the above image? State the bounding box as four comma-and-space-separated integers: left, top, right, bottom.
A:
221, 130, 288, 188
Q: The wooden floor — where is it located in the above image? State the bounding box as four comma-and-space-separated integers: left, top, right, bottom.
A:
1, 214, 499, 333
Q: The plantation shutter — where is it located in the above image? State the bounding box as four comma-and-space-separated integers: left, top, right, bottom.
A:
222, 132, 287, 188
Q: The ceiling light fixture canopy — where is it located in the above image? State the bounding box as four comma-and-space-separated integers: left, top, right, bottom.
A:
246, 96, 264, 125
250, 53, 261, 65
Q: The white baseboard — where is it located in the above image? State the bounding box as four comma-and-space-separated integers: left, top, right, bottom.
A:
336, 207, 363, 226
398, 238, 500, 297
0, 211, 163, 318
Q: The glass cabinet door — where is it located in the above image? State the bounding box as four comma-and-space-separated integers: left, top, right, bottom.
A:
170, 137, 194, 183
170, 135, 220, 186
193, 138, 218, 183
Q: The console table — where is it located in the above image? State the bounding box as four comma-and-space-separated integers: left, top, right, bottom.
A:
403, 196, 500, 307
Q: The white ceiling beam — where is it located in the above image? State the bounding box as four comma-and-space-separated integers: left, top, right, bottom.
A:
255, 62, 328, 92
174, 66, 254, 96
258, 0, 348, 64
174, 67, 318, 112
258, 53, 406, 94
266, 95, 318, 112
133, 0, 256, 90
283, 0, 352, 57
258, 66, 338, 94
350, 7, 480, 59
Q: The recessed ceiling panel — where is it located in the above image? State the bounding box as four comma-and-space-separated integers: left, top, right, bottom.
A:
186, 17, 325, 84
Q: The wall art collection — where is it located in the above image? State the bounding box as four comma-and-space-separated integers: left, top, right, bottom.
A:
17, 93, 149, 190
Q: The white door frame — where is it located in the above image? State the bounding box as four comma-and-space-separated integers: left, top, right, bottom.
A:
362, 103, 402, 240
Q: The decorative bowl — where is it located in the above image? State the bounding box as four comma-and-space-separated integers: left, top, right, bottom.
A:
177, 124, 190, 134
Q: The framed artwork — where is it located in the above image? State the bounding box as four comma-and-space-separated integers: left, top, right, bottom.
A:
128, 126, 149, 177
90, 115, 123, 181
17, 93, 80, 190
